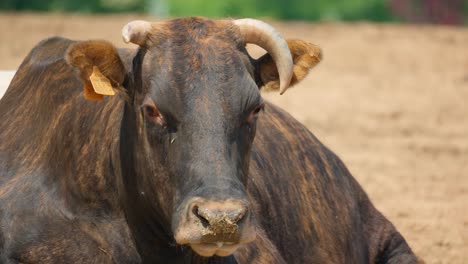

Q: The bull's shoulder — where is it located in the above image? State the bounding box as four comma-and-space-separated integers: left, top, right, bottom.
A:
254, 101, 364, 199
251, 102, 371, 262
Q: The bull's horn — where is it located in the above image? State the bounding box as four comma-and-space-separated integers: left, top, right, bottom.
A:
234, 19, 293, 95
122, 20, 153, 46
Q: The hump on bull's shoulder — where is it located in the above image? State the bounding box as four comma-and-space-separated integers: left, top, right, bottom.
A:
257, 39, 322, 93
65, 40, 127, 101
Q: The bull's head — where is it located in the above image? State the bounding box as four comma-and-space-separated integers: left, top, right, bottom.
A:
66, 17, 321, 258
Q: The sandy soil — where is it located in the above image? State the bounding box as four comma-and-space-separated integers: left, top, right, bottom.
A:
1, 13, 467, 263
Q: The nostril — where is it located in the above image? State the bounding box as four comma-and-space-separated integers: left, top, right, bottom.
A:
231, 207, 247, 224
192, 205, 210, 229
189, 201, 250, 231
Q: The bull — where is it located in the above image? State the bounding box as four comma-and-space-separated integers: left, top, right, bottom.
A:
0, 17, 421, 263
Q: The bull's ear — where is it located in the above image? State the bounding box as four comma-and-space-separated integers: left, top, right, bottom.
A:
256, 39, 322, 92
66, 40, 126, 101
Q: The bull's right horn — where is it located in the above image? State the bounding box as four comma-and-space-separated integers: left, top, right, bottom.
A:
234, 19, 293, 95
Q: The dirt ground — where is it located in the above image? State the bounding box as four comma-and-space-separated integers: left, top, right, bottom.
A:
1, 13, 467, 263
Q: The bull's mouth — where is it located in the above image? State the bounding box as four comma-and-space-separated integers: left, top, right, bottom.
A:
174, 225, 257, 257
175, 229, 256, 257
190, 242, 243, 257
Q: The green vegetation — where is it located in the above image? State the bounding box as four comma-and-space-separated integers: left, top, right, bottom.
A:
167, 0, 395, 22
0, 0, 466, 24
0, 0, 146, 13
0, 0, 398, 21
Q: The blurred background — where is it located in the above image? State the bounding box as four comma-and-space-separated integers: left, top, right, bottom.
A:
0, 0, 467, 25
0, 1, 467, 264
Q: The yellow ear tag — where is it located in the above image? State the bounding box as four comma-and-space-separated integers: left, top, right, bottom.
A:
89, 66, 115, 96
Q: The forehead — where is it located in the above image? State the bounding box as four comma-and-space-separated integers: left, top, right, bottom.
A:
149, 17, 243, 48
141, 18, 258, 111
145, 17, 250, 77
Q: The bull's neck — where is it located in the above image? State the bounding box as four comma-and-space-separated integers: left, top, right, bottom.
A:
39, 97, 125, 218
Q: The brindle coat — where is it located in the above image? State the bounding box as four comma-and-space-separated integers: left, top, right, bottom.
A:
0, 18, 420, 263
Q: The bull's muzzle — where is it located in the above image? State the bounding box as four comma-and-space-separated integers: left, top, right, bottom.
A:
174, 198, 256, 257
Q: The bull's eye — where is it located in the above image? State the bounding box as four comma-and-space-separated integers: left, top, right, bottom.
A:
253, 105, 263, 115
143, 103, 165, 127
144, 105, 157, 117
246, 103, 265, 124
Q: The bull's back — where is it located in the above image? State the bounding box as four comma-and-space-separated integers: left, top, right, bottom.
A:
0, 37, 123, 180
249, 103, 369, 263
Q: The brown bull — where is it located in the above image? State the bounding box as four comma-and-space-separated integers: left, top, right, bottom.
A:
0, 17, 421, 263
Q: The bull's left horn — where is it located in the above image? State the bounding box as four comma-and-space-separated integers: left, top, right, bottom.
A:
234, 19, 293, 95
122, 20, 152, 46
